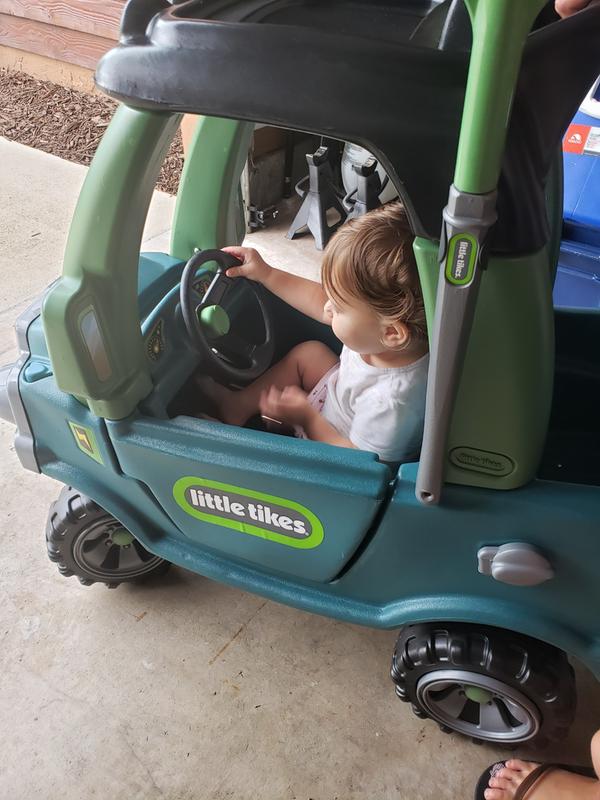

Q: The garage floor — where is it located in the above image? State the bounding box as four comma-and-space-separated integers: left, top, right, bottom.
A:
1, 139, 599, 800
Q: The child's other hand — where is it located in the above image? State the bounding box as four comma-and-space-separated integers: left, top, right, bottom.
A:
555, 0, 598, 17
221, 246, 271, 284
259, 385, 313, 427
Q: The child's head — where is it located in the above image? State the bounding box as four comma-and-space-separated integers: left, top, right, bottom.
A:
321, 202, 427, 355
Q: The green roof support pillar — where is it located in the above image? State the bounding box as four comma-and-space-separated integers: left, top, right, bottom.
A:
455, 0, 548, 194
170, 116, 254, 260
416, 0, 548, 505
43, 105, 181, 419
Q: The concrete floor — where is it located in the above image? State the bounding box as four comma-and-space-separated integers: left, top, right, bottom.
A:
2, 139, 600, 800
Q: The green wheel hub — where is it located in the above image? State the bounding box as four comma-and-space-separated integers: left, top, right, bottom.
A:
111, 528, 135, 546
464, 686, 493, 704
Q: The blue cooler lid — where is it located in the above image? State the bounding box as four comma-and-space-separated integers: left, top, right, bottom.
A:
563, 76, 600, 245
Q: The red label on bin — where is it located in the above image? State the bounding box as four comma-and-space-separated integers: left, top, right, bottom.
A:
563, 124, 590, 154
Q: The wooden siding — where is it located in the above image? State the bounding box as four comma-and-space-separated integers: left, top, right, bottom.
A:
0, 1, 124, 71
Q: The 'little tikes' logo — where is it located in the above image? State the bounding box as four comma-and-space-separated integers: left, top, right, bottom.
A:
173, 477, 324, 549
446, 233, 477, 286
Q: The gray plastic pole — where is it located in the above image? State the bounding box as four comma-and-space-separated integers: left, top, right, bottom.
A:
415, 186, 497, 505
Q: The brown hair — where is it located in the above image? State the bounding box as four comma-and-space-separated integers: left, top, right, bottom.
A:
322, 202, 427, 346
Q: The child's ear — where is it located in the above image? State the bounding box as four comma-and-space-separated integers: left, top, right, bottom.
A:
382, 321, 409, 350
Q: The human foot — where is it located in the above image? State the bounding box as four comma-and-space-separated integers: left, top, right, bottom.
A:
196, 376, 250, 426
483, 759, 598, 800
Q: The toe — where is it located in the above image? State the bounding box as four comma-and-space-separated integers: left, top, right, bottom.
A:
496, 767, 521, 784
489, 777, 512, 791
505, 759, 539, 773
484, 789, 508, 800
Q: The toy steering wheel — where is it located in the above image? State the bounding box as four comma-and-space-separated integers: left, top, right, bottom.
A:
180, 249, 275, 383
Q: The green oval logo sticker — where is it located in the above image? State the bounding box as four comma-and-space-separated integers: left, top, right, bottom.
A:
173, 477, 324, 549
450, 447, 514, 477
445, 233, 478, 286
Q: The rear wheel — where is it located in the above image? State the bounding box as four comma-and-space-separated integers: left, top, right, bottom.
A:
46, 486, 170, 587
391, 623, 576, 746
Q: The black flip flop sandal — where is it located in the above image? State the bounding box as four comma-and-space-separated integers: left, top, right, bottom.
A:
474, 761, 596, 800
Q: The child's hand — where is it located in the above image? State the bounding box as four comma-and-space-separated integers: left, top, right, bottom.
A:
555, 0, 598, 17
259, 385, 313, 427
221, 246, 271, 284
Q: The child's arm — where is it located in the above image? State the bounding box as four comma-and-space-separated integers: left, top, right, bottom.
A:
222, 246, 330, 325
260, 386, 356, 449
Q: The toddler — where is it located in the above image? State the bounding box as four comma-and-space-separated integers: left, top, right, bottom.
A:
205, 202, 429, 465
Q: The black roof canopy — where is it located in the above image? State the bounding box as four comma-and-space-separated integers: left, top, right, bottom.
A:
96, 0, 600, 253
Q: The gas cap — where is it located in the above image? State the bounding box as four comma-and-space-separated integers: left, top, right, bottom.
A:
477, 543, 554, 586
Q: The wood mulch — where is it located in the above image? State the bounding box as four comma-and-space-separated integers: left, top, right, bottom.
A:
0, 68, 183, 195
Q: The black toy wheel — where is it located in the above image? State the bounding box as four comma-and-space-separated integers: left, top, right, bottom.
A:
391, 623, 576, 745
46, 486, 170, 588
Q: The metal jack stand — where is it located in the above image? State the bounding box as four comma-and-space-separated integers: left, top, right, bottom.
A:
248, 204, 279, 230
286, 146, 347, 250
344, 157, 386, 220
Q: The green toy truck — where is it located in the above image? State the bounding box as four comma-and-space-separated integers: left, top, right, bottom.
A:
2, 0, 600, 746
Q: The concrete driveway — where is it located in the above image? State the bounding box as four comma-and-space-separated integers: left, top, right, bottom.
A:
1, 138, 599, 800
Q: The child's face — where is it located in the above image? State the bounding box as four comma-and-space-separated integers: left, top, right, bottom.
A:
324, 292, 391, 354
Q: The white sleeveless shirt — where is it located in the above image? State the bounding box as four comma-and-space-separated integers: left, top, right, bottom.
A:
322, 347, 429, 464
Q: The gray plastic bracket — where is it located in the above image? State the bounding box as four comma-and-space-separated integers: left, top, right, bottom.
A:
416, 185, 498, 506
477, 543, 554, 587
439, 185, 498, 261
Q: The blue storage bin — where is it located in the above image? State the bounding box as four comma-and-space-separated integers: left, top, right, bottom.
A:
556, 77, 600, 309
554, 240, 600, 309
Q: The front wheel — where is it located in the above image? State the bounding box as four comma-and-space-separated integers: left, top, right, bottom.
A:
46, 486, 170, 588
391, 623, 576, 746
